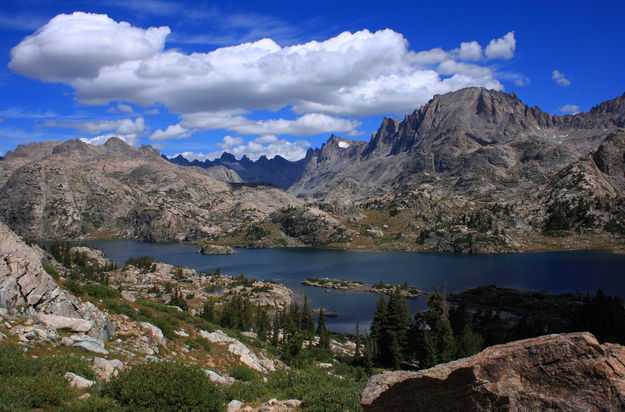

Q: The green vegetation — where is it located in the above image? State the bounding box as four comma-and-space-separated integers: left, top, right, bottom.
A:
124, 256, 156, 272
64, 279, 121, 299
46, 242, 118, 284
0, 344, 96, 411
369, 290, 484, 369
222, 367, 366, 412
102, 361, 225, 412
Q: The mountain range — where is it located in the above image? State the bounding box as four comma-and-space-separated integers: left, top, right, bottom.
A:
1, 87, 624, 252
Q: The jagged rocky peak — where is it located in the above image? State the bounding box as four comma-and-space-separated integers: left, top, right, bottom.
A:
319, 134, 367, 161
589, 91, 625, 115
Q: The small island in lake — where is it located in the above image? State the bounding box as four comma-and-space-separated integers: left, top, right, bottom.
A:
301, 277, 425, 298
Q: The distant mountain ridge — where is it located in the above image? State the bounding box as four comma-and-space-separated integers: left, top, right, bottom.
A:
163, 88, 625, 200
163, 150, 315, 190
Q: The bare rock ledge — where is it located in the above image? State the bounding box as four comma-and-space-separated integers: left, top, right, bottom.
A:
361, 332, 625, 412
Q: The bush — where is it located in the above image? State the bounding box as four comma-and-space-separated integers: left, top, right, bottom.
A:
102, 361, 225, 412
0, 344, 80, 411
229, 364, 257, 382
43, 262, 59, 279
63, 396, 122, 412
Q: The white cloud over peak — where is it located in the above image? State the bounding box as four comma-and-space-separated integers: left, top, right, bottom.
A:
80, 134, 140, 146
176, 135, 311, 162
10, 13, 517, 122
558, 104, 580, 115
485, 32, 516, 60
552, 70, 571, 87
46, 117, 145, 146
9, 12, 169, 82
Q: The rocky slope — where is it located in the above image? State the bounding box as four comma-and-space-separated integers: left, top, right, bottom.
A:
291, 88, 625, 200
361, 332, 625, 411
0, 222, 112, 340
0, 137, 337, 243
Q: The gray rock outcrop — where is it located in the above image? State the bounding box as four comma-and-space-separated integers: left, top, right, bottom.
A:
0, 222, 112, 340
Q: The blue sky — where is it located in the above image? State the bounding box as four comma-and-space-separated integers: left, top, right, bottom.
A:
1, 0, 624, 160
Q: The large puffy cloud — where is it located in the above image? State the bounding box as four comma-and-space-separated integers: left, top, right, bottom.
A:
9, 12, 169, 81
176, 135, 311, 161
10, 13, 515, 120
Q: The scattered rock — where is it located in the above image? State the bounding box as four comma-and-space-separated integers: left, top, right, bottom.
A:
0, 331, 6, 341
64, 334, 109, 354
64, 372, 95, 389
204, 369, 235, 386
139, 322, 167, 346
37, 314, 92, 333
77, 393, 92, 401
200, 329, 277, 373
175, 329, 189, 337
361, 332, 625, 412
227, 400, 244, 412
93, 357, 125, 380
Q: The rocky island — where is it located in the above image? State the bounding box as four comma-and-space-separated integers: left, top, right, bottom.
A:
301, 277, 425, 298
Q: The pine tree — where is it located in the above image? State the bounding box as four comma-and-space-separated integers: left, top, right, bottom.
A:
301, 296, 315, 338
386, 290, 412, 357
316, 308, 330, 349
201, 299, 216, 323
354, 322, 362, 358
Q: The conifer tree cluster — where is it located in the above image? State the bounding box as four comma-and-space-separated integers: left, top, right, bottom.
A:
369, 290, 484, 369
200, 294, 332, 363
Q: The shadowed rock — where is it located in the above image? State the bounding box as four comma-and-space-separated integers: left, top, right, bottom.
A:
361, 332, 625, 412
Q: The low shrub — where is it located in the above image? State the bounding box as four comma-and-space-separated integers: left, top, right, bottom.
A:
229, 364, 257, 381
102, 361, 225, 412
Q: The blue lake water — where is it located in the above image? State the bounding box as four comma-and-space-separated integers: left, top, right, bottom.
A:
85, 240, 625, 333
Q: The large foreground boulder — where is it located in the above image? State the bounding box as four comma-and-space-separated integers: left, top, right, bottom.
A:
361, 332, 625, 412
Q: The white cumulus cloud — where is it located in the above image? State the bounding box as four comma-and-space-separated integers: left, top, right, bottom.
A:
150, 123, 192, 141
10, 13, 518, 121
552, 70, 571, 87
485, 32, 516, 60
557, 104, 580, 115
9, 12, 169, 82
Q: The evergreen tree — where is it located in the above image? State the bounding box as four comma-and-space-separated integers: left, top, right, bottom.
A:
354, 322, 362, 358
301, 296, 315, 338
200, 299, 216, 323
455, 326, 484, 358
425, 290, 456, 363
316, 308, 330, 349
386, 290, 412, 357
255, 304, 270, 342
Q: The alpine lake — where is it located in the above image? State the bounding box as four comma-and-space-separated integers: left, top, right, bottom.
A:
84, 240, 625, 334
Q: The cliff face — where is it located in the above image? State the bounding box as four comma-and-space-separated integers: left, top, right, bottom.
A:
361, 332, 625, 412
0, 222, 112, 340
